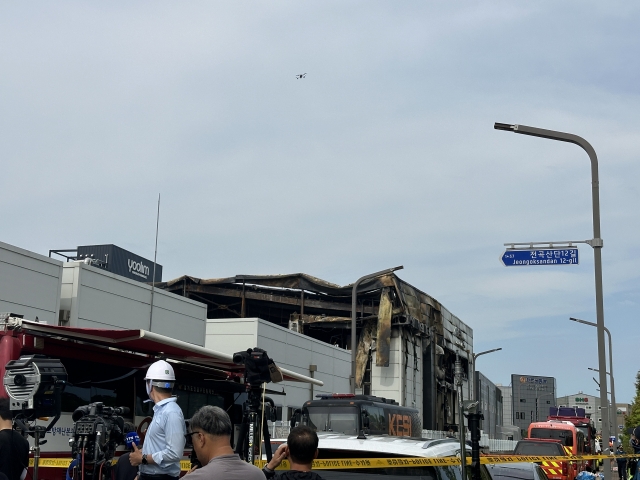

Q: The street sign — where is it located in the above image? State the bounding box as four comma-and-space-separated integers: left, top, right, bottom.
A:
501, 248, 579, 266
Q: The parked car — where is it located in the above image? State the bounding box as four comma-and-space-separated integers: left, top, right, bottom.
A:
487, 462, 550, 480
305, 433, 491, 479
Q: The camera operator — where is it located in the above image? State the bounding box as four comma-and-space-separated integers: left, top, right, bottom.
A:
129, 361, 186, 480
184, 406, 264, 480
0, 398, 29, 480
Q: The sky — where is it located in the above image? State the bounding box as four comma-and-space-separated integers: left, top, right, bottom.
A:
2, 2, 639, 405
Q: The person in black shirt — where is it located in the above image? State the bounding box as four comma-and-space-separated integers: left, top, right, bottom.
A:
262, 426, 324, 480
0, 398, 29, 480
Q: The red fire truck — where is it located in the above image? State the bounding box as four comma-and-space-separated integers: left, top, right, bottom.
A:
548, 406, 596, 468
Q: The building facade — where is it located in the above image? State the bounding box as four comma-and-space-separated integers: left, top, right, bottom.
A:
511, 374, 557, 438
556, 392, 629, 438
476, 371, 503, 438
158, 273, 475, 433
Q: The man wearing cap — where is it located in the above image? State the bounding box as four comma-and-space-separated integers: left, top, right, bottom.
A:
130, 360, 186, 480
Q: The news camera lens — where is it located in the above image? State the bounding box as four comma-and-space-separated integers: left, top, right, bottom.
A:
233, 351, 247, 364
13, 374, 26, 386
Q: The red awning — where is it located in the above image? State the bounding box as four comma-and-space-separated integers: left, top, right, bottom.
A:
8, 319, 323, 386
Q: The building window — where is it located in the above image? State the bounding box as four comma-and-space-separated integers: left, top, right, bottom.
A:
598, 418, 602, 423
520, 399, 526, 403
559, 405, 566, 407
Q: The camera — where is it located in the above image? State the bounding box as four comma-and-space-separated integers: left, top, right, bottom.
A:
232, 348, 282, 387
69, 402, 133, 480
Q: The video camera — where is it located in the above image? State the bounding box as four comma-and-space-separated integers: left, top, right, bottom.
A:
69, 402, 134, 480
231, 348, 282, 465
232, 347, 283, 387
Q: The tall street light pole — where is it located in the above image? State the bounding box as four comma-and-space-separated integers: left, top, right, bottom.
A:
588, 367, 616, 438
572, 317, 617, 445
471, 348, 502, 401
350, 266, 404, 394
495, 123, 610, 480
535, 391, 556, 423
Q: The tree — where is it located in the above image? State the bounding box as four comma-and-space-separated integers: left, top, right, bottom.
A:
621, 371, 640, 452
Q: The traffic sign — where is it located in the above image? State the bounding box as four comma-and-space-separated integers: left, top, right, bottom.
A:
501, 248, 579, 266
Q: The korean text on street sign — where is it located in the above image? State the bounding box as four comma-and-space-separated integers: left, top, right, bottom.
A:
501, 248, 579, 266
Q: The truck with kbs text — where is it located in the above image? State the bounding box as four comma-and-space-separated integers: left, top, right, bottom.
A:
292, 393, 422, 438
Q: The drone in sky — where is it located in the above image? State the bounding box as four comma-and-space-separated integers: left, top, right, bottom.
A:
295, 73, 307, 79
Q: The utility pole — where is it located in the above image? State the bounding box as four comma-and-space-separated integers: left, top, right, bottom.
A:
495, 123, 610, 480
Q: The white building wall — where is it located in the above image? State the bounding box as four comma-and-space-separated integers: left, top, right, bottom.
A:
61, 262, 207, 345
370, 328, 423, 418
0, 241, 62, 324
205, 318, 351, 420
499, 385, 513, 427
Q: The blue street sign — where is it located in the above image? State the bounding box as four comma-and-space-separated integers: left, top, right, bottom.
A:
501, 248, 579, 266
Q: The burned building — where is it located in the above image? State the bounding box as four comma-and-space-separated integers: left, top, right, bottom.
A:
157, 272, 473, 431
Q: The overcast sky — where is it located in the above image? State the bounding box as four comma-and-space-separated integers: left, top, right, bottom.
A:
2, 2, 640, 406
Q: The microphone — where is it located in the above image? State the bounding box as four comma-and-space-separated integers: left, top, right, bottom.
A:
125, 432, 140, 450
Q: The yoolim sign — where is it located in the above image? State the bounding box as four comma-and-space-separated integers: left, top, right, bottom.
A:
77, 244, 162, 283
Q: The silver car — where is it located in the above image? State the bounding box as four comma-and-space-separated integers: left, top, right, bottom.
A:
311, 433, 491, 479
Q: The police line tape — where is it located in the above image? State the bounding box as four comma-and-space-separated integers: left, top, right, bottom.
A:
257, 455, 640, 470
29, 454, 640, 471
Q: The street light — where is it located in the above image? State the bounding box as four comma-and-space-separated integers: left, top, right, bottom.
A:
471, 348, 502, 401
495, 123, 610, 480
589, 367, 615, 437
350, 266, 404, 393
571, 317, 617, 445
535, 391, 556, 423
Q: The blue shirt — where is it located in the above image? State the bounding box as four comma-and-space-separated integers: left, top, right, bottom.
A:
140, 397, 186, 477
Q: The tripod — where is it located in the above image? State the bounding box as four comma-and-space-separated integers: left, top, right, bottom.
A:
13, 380, 64, 480
234, 385, 275, 465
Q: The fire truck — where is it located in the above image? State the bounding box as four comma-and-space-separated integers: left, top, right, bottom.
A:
548, 406, 596, 467
527, 421, 586, 480
0, 316, 321, 480
292, 393, 422, 438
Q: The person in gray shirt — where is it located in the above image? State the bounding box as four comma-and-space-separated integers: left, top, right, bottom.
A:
184, 405, 264, 480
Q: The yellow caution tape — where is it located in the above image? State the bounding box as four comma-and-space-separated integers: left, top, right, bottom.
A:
28, 454, 640, 471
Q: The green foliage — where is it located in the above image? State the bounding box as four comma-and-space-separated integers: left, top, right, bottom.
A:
621, 371, 640, 452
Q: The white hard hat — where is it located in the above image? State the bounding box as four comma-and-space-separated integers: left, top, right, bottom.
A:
145, 360, 176, 381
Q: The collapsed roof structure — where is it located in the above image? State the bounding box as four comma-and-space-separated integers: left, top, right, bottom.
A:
158, 272, 473, 431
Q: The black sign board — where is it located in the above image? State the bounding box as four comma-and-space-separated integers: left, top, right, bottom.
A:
76, 244, 162, 283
